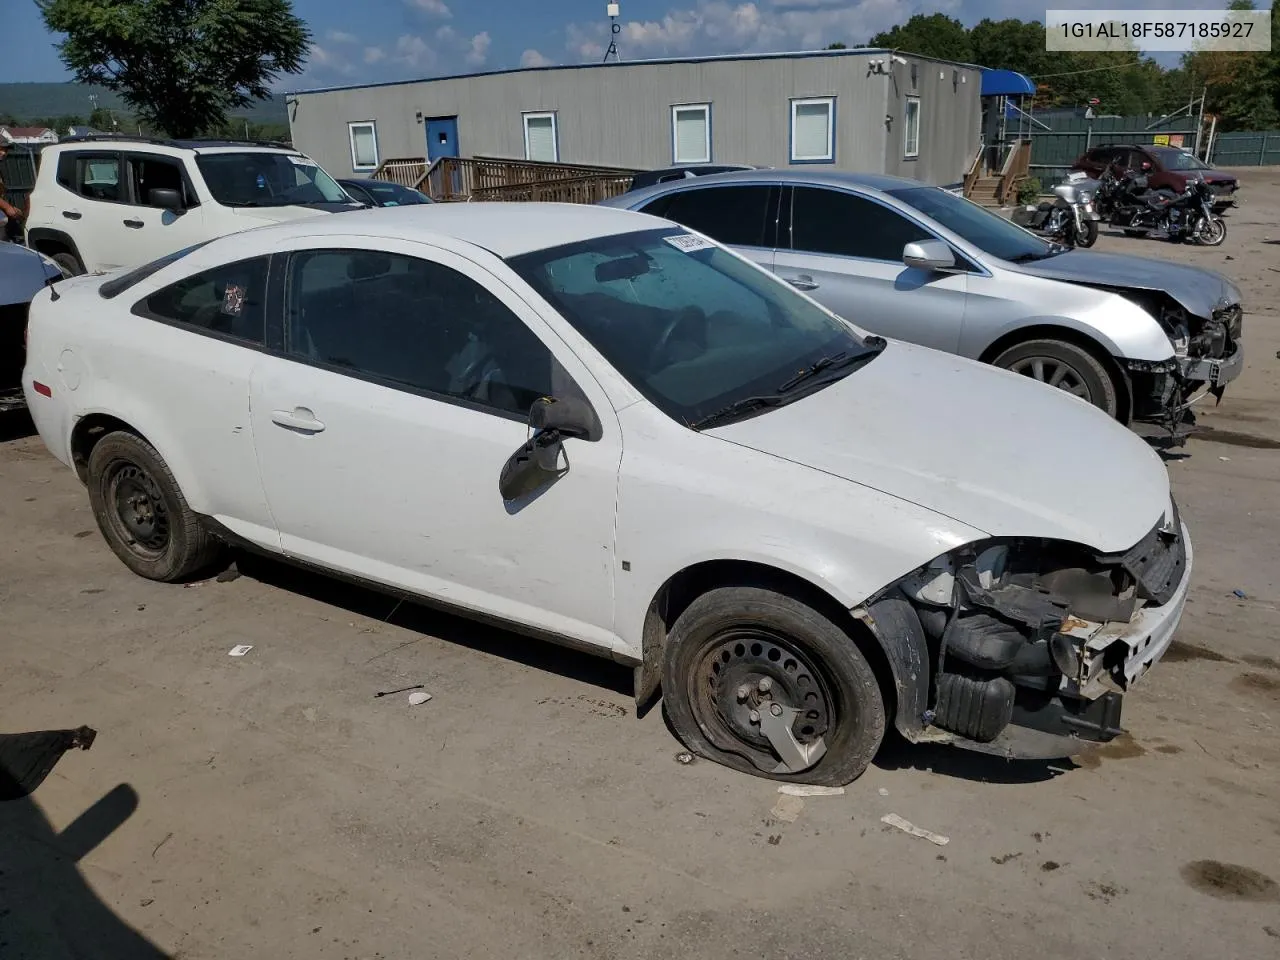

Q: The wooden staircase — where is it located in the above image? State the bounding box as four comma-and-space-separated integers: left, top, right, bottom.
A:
968, 176, 1003, 207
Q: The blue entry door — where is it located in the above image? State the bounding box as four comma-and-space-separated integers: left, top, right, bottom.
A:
426, 117, 460, 161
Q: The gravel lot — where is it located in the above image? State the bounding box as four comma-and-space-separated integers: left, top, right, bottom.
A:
3, 168, 1279, 960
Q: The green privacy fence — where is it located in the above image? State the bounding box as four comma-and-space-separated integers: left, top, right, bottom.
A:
1022, 114, 1198, 186
1209, 131, 1280, 167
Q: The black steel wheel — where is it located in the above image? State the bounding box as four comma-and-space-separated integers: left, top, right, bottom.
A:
993, 338, 1120, 419
662, 584, 886, 785
87, 431, 222, 581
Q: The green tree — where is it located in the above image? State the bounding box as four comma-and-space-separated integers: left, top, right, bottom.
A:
37, 0, 310, 139
969, 18, 1049, 77
1179, 0, 1280, 130
825, 42, 847, 50
88, 106, 118, 131
870, 14, 973, 62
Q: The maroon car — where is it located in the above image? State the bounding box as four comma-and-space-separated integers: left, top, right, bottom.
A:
1072, 144, 1238, 212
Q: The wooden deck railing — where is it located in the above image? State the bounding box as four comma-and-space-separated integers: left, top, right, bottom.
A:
996, 139, 1032, 204
374, 155, 641, 203
962, 146, 983, 199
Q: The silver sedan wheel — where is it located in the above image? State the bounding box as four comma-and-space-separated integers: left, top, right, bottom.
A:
1008, 356, 1093, 401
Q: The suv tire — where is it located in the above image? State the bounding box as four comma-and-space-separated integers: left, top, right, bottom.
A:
51, 252, 84, 277
87, 431, 222, 581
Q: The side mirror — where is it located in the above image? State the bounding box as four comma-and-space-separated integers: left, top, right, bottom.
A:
903, 239, 957, 273
529, 396, 596, 438
149, 187, 183, 213
498, 397, 598, 502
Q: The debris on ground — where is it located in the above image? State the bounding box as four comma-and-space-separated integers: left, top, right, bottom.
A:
877, 787, 889, 797
674, 751, 695, 765
216, 564, 242, 584
881, 813, 950, 846
1233, 589, 1248, 599
228, 645, 254, 657
408, 691, 432, 705
374, 683, 425, 699
770, 795, 805, 823
777, 784, 845, 797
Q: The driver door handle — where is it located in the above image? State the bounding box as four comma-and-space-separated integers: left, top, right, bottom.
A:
786, 275, 820, 291
123, 219, 145, 229
271, 407, 326, 433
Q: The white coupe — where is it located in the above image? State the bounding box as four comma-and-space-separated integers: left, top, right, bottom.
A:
23, 203, 1192, 784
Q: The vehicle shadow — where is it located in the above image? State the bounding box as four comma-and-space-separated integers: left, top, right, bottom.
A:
0, 408, 36, 444
871, 731, 1074, 784
231, 551, 635, 698
1, 760, 168, 958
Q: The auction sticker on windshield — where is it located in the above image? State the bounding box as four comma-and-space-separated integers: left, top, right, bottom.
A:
664, 234, 716, 253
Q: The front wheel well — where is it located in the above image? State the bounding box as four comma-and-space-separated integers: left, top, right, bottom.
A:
978, 324, 1132, 423
70, 414, 148, 484
638, 560, 895, 719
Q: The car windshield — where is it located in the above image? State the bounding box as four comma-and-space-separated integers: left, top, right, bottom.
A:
885, 185, 1058, 263
196, 152, 351, 207
1151, 148, 1209, 171
508, 228, 882, 428
362, 181, 431, 206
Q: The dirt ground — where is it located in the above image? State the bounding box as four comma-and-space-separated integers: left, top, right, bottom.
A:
3, 168, 1279, 960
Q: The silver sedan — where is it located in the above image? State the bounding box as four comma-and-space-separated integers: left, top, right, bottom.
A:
603, 169, 1243, 429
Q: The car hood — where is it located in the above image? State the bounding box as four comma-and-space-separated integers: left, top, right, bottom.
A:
708, 342, 1169, 554
230, 202, 360, 224
1009, 249, 1242, 318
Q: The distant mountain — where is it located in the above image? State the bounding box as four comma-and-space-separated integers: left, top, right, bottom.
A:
0, 82, 288, 124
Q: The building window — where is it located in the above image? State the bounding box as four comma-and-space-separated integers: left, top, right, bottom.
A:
348, 121, 379, 171
671, 104, 711, 165
790, 98, 835, 163
904, 97, 920, 158
523, 112, 559, 163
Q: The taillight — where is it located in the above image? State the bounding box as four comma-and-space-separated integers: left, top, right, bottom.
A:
32, 381, 52, 397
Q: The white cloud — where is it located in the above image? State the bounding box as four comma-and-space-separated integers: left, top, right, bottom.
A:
393, 33, 438, 69
563, 0, 962, 59
406, 0, 452, 16
327, 30, 358, 44
466, 32, 492, 66
521, 48, 554, 68
306, 43, 357, 77
364, 46, 386, 64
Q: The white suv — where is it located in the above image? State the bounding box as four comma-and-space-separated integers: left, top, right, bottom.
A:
26, 136, 360, 276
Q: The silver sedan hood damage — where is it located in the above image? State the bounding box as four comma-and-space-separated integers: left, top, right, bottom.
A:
1010, 249, 1243, 318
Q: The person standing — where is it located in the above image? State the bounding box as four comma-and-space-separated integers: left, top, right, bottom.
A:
0, 143, 28, 241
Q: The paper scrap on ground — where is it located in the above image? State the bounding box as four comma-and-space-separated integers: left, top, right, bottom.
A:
228, 645, 254, 657
408, 691, 432, 705
881, 813, 949, 846
778, 784, 845, 797
770, 795, 805, 823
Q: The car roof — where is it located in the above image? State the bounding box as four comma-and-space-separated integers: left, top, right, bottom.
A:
217, 202, 668, 259
612, 167, 927, 205
52, 137, 300, 155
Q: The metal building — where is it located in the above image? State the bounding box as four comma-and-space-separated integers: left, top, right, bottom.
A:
286, 49, 982, 189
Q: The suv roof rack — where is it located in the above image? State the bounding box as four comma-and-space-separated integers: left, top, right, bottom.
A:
57, 134, 295, 150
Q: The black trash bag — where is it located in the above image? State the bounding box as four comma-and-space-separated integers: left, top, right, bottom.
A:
0, 726, 97, 801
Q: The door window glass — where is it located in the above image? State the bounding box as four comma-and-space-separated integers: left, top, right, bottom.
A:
75, 154, 121, 202
128, 155, 194, 208
790, 187, 931, 261
643, 185, 774, 247
287, 249, 565, 418
136, 257, 269, 344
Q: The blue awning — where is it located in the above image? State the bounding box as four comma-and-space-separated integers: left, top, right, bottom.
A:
981, 68, 1036, 98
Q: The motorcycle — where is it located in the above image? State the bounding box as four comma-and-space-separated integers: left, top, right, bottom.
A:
1107, 172, 1226, 246
1012, 172, 1100, 248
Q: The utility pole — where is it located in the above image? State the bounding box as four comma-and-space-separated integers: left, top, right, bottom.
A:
603, 2, 621, 63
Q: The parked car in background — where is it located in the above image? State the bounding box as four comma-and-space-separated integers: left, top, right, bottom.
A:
603, 169, 1244, 432
628, 164, 758, 192
1, 241, 64, 412
1072, 144, 1238, 212
337, 178, 432, 207
26, 136, 361, 276
24, 203, 1193, 785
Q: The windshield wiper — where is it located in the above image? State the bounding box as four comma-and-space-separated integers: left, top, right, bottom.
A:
690, 395, 788, 431
1009, 243, 1070, 264
778, 338, 886, 393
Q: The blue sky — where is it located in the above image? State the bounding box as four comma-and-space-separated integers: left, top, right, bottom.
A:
3, 0, 1230, 88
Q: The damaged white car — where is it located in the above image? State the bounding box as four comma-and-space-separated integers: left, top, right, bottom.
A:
23, 204, 1191, 784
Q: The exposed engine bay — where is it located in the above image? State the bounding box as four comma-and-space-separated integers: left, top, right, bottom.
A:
859, 500, 1190, 756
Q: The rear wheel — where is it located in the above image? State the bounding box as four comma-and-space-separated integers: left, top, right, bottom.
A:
87, 431, 222, 581
662, 585, 886, 785
993, 338, 1120, 419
